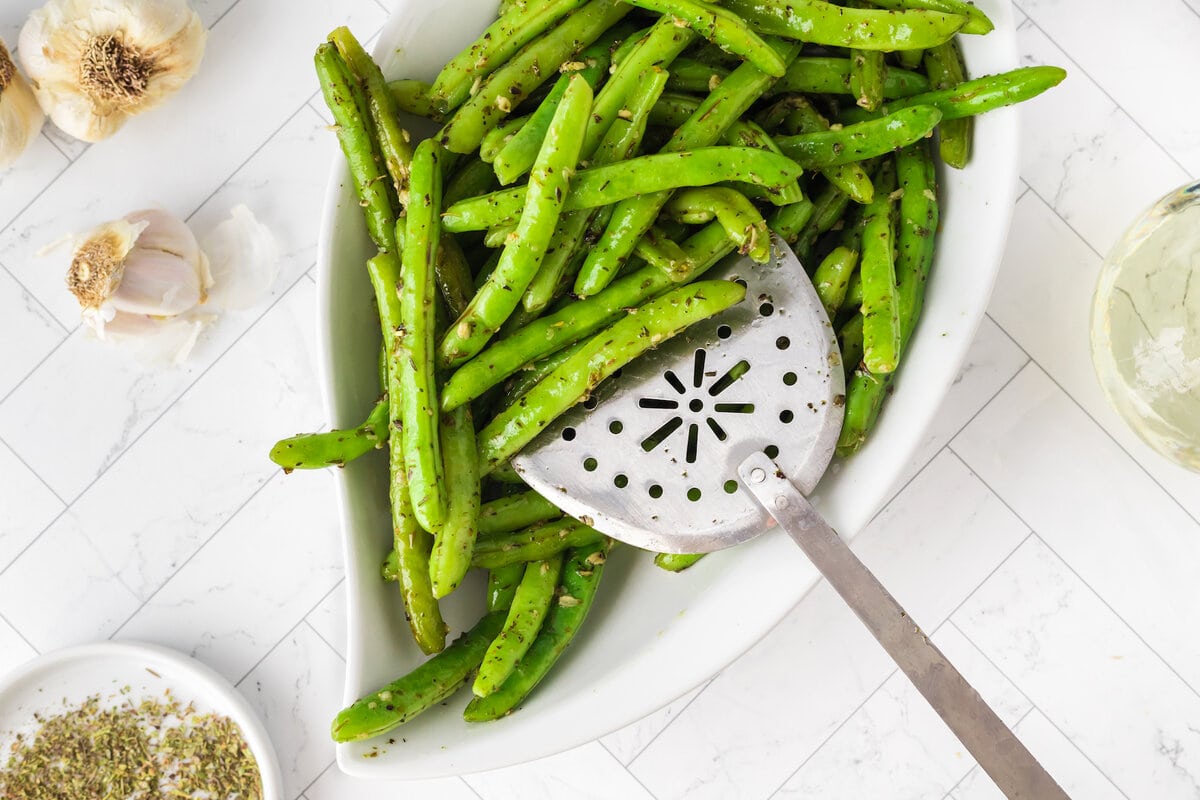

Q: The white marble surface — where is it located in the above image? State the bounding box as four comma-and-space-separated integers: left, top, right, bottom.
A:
2, 1, 1199, 797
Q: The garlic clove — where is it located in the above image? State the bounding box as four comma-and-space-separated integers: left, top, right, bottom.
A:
106, 247, 204, 317
0, 38, 46, 168
18, 0, 206, 143
127, 208, 206, 269
66, 218, 147, 313
202, 205, 280, 311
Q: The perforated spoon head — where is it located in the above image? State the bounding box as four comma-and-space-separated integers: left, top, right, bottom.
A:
512, 235, 846, 554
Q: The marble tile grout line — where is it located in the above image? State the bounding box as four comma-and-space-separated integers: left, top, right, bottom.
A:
1012, 1, 1195, 178
0, 434, 68, 507
108, 471, 285, 637
761, 613, 993, 800
301, 618, 345, 665
619, 678, 715, 769
947, 438, 1200, 706
236, 577, 346, 689
0, 263, 72, 337
983, 298, 1200, 534
0, 266, 315, 588
207, 0, 247, 32
596, 738, 665, 799
183, 99, 323, 227
0, 609, 41, 655
937, 705, 1040, 800
942, 616, 1134, 800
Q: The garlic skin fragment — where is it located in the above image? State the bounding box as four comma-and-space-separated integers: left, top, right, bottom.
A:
18, 0, 206, 143
0, 38, 45, 168
203, 205, 280, 311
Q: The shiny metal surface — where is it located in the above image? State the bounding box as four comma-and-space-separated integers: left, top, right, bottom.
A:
512, 235, 845, 553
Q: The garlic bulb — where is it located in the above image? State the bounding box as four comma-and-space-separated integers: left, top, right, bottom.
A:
18, 0, 206, 143
0, 38, 45, 168
66, 206, 277, 363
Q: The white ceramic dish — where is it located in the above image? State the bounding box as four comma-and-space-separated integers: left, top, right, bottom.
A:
0, 641, 283, 798
317, 1, 1018, 779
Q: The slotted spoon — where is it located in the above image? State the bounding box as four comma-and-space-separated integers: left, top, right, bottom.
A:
512, 235, 1068, 800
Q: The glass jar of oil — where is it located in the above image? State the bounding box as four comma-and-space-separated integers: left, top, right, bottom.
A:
1091, 180, 1200, 471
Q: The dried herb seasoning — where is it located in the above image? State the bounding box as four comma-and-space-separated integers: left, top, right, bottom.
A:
0, 690, 262, 800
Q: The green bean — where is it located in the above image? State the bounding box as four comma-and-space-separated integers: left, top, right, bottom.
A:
434, 235, 475, 319
472, 518, 605, 569
445, 265, 671, 410
634, 226, 693, 278
838, 312, 865, 380
493, 39, 613, 185
894, 140, 938, 343
866, 0, 993, 35
481, 115, 530, 163
663, 187, 770, 263
771, 57, 930, 98
330, 27, 415, 206
665, 57, 729, 94
761, 96, 874, 204
623, 0, 787, 77
368, 254, 446, 655
430, 0, 591, 113
314, 43, 397, 253
441, 74, 593, 368
923, 39, 971, 168
654, 552, 707, 572
521, 210, 592, 313
477, 280, 745, 472
331, 611, 505, 742
503, 340, 589, 401
484, 225, 517, 249
464, 541, 610, 721
576, 38, 800, 295
767, 196, 816, 243
488, 460, 528, 485
792, 180, 852, 261
400, 143, 450, 533
581, 15, 696, 159
429, 405, 480, 598
437, 0, 629, 154
388, 79, 446, 123
719, 119, 805, 206
842, 267, 864, 313
590, 66, 668, 165
776, 105, 941, 168
896, 47, 924, 71
487, 564, 526, 612
839, 66, 1068, 122
441, 147, 804, 232
859, 159, 900, 374
647, 92, 802, 206
381, 549, 399, 582
848, 13, 886, 111
479, 491, 565, 536
270, 399, 387, 471
445, 158, 499, 207
813, 245, 860, 322
474, 554, 565, 697
722, 0, 966, 50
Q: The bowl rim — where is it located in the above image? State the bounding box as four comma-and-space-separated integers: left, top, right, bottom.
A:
0, 640, 285, 799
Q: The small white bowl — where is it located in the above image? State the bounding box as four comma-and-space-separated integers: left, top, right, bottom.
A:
0, 641, 283, 799
317, 0, 1019, 779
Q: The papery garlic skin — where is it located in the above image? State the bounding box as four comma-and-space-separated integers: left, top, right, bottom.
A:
0, 38, 45, 168
67, 208, 212, 334
18, 0, 206, 142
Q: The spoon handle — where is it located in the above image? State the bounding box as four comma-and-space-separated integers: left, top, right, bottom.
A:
738, 452, 1068, 800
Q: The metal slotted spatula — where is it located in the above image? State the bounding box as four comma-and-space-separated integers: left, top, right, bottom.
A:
512, 235, 1068, 800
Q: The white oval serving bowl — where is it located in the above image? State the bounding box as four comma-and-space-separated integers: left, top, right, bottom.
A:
316, 0, 1019, 779
0, 641, 283, 798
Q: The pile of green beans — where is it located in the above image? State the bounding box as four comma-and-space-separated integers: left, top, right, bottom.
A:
277, 0, 1064, 743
